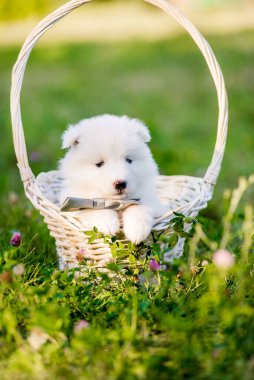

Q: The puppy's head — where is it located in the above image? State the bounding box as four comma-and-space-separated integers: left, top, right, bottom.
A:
59, 114, 158, 198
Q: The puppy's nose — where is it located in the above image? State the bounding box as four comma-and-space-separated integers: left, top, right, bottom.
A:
114, 180, 127, 191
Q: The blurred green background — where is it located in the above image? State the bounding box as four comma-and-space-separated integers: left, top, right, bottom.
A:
0, 0, 253, 218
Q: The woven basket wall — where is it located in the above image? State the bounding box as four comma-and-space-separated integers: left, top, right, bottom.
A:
10, 0, 228, 271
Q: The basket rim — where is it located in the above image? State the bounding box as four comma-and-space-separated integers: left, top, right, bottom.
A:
34, 169, 212, 226
10, 0, 228, 189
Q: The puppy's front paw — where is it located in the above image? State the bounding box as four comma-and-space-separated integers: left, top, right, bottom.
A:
123, 205, 153, 244
82, 210, 120, 236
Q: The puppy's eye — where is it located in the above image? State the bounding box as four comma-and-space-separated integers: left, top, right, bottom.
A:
126, 158, 132, 164
95, 160, 104, 168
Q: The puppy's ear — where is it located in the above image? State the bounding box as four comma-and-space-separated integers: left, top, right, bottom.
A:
133, 119, 151, 143
61, 125, 81, 149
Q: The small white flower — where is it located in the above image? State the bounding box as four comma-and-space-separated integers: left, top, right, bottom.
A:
202, 260, 209, 266
27, 328, 50, 350
8, 192, 19, 205
13, 263, 25, 276
74, 320, 89, 334
213, 249, 235, 270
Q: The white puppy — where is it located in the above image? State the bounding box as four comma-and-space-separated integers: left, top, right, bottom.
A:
59, 114, 166, 244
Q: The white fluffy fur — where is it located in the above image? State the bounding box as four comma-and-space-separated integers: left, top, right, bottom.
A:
59, 114, 166, 244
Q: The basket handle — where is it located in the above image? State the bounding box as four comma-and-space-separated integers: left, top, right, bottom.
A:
11, 0, 228, 186
146, 0, 228, 186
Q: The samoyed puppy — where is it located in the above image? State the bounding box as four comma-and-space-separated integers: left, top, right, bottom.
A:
59, 114, 166, 244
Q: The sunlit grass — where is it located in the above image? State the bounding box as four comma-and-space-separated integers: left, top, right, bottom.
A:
0, 177, 254, 379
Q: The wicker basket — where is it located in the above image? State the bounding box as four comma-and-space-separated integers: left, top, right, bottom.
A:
10, 0, 228, 270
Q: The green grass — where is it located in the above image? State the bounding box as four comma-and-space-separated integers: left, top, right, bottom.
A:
0, 30, 254, 379
1, 32, 254, 202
